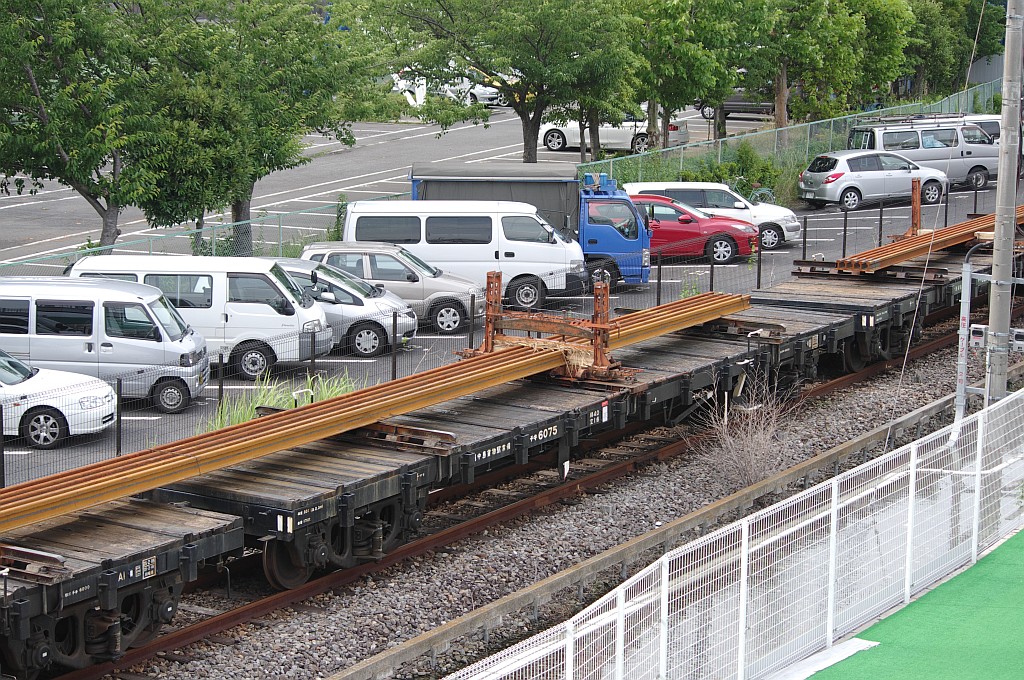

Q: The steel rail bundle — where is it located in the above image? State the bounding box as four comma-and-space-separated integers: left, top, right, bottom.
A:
835, 205, 1024, 273
0, 291, 750, 534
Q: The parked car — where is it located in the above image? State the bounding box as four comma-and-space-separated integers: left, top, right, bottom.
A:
0, 348, 115, 449
695, 89, 774, 120
300, 242, 485, 334
622, 181, 801, 251
539, 112, 689, 154
630, 195, 758, 263
798, 149, 947, 211
267, 258, 417, 357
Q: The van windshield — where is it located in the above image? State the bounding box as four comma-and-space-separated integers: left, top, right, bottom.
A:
0, 349, 34, 385
270, 264, 312, 308
397, 248, 441, 277
149, 296, 189, 341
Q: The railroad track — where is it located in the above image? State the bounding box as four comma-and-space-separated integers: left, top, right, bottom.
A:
53, 320, 972, 680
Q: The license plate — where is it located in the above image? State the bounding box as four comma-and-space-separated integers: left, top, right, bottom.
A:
802, 191, 815, 199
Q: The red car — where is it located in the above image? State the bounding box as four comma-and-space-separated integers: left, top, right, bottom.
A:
630, 194, 759, 263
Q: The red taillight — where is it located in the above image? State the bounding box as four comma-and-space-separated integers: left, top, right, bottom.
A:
823, 172, 845, 184
798, 171, 804, 182
668, 123, 679, 131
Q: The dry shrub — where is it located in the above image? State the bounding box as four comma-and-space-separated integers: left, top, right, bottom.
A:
695, 373, 796, 490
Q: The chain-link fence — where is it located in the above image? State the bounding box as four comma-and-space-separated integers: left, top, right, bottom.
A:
445, 385, 1024, 680
578, 80, 1004, 187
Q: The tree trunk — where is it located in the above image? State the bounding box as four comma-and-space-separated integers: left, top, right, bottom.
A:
647, 100, 661, 149
98, 202, 121, 247
191, 214, 206, 255
915, 64, 927, 99
714, 107, 727, 140
660, 108, 671, 150
232, 191, 253, 257
519, 111, 541, 163
774, 63, 789, 128
587, 109, 601, 159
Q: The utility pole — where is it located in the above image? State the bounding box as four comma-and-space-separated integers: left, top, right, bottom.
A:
985, 0, 1023, 405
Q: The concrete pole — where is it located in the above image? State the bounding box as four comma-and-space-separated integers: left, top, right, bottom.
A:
985, 0, 1023, 405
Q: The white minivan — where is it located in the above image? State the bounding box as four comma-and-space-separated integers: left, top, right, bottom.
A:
342, 200, 587, 310
0, 277, 207, 413
67, 256, 332, 380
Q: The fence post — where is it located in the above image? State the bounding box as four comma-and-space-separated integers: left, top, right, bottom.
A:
656, 251, 663, 306
467, 295, 476, 350
736, 519, 750, 680
756, 245, 763, 289
709, 259, 715, 292
903, 442, 919, 603
391, 312, 399, 381
802, 216, 808, 260
877, 200, 884, 248
278, 216, 284, 258
115, 378, 123, 456
825, 479, 839, 646
212, 224, 217, 256
842, 210, 849, 258
0, 404, 5, 488
659, 556, 670, 678
307, 331, 316, 376
565, 619, 575, 679
218, 353, 225, 403
944, 189, 950, 228
615, 588, 626, 680
970, 409, 987, 563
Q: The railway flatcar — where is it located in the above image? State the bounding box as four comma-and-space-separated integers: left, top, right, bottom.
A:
0, 232, 1010, 679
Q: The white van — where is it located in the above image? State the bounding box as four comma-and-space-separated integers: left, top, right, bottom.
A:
0, 277, 207, 413
67, 256, 332, 380
847, 117, 998, 188
342, 200, 587, 309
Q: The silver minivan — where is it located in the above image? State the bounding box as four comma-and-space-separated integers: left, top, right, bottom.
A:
300, 242, 485, 334
268, 258, 418, 357
0, 277, 208, 413
847, 118, 997, 188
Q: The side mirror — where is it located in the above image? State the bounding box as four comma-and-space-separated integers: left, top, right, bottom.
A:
273, 299, 295, 316
319, 291, 336, 303
733, 201, 745, 209
310, 271, 318, 285
375, 283, 386, 291
678, 215, 693, 224
406, 271, 419, 283
149, 326, 162, 341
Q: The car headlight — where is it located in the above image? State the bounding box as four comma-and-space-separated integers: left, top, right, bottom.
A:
570, 259, 586, 274
179, 350, 201, 367
303, 320, 323, 333
79, 395, 108, 409
742, 225, 758, 234
781, 215, 800, 226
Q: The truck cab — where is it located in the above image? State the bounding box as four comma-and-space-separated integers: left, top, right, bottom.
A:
578, 173, 651, 288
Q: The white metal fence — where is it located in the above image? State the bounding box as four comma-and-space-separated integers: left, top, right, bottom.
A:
446, 387, 1024, 680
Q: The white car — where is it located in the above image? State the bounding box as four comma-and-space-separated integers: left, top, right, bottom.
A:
0, 349, 116, 449
540, 112, 689, 154
623, 181, 802, 250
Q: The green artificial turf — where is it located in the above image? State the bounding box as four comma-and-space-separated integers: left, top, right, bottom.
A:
811, 530, 1024, 679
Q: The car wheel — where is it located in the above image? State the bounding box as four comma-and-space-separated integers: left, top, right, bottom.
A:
153, 379, 190, 414
706, 235, 738, 264
699, 105, 715, 120
543, 129, 567, 151
631, 134, 649, 154
589, 260, 621, 292
232, 343, 273, 381
759, 225, 783, 251
349, 322, 386, 357
21, 407, 68, 450
468, 93, 479, 105
508, 277, 546, 310
922, 180, 943, 205
495, 92, 509, 107
431, 301, 465, 334
966, 167, 989, 190
839, 188, 862, 211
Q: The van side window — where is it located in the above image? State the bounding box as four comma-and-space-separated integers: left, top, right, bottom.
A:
355, 216, 421, 243
962, 125, 993, 145
704, 190, 738, 209
0, 299, 29, 334
882, 130, 919, 151
922, 129, 956, 148
228, 274, 287, 308
36, 300, 93, 336
503, 216, 550, 243
79, 272, 138, 282
848, 129, 874, 149
144, 274, 213, 309
425, 216, 492, 244
104, 302, 157, 340
326, 253, 364, 276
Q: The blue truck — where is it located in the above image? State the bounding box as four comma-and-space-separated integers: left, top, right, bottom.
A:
409, 162, 651, 289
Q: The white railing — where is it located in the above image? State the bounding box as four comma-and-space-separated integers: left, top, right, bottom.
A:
446, 388, 1024, 679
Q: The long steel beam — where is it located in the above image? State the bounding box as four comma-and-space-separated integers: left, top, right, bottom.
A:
835, 206, 1024, 273
0, 292, 750, 534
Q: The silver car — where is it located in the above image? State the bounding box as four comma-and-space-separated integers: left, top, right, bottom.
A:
267, 258, 417, 358
798, 149, 947, 211
300, 242, 485, 334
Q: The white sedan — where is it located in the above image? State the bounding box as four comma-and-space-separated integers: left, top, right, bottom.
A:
540, 113, 689, 154
0, 349, 116, 449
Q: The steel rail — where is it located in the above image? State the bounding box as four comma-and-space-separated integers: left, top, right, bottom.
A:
0, 293, 750, 534
835, 205, 1024, 273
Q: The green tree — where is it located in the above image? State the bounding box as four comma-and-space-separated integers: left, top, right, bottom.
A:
377, 0, 641, 162
0, 0, 169, 246
854, 0, 915, 101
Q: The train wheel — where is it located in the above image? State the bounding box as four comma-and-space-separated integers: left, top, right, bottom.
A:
843, 339, 868, 372
262, 539, 313, 590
